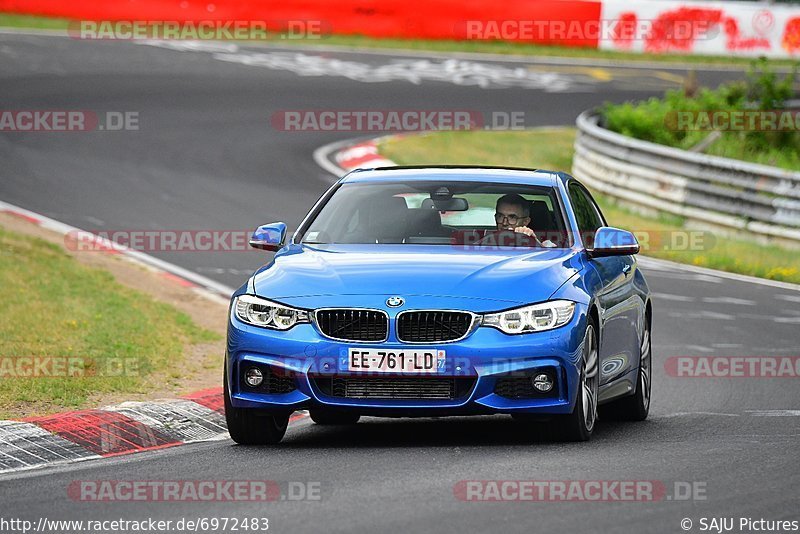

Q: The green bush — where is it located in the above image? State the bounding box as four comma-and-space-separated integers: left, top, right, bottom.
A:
602, 59, 800, 171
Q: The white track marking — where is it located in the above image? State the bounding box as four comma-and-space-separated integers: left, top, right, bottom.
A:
702, 297, 757, 306
639, 269, 724, 284
658, 412, 740, 418
660, 411, 800, 418
206, 50, 588, 92
738, 313, 800, 323
685, 345, 716, 353
139, 39, 592, 92
652, 292, 696, 302
83, 215, 105, 226
774, 317, 800, 324
136, 40, 238, 53
668, 311, 736, 321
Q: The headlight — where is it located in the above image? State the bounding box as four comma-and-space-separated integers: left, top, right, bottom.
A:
482, 300, 576, 334
234, 295, 309, 330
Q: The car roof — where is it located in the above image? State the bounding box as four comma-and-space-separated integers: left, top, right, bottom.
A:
340, 166, 561, 187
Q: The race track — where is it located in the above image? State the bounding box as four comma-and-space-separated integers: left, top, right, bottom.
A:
1, 32, 798, 534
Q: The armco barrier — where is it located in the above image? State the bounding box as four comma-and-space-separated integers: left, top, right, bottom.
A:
572, 110, 800, 245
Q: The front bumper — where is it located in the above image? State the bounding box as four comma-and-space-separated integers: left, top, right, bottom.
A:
226, 303, 588, 416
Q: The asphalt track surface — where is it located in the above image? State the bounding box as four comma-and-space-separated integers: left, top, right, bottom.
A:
1, 33, 799, 534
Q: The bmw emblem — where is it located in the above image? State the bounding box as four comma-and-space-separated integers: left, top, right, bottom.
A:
386, 296, 404, 308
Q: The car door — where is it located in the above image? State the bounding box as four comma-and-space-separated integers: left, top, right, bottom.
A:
568, 182, 639, 389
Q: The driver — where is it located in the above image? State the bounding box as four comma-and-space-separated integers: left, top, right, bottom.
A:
479, 194, 555, 247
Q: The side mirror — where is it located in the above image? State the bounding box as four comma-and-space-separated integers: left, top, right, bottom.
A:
250, 222, 287, 252
586, 226, 640, 258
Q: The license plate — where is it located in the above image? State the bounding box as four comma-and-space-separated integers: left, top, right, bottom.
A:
348, 348, 445, 373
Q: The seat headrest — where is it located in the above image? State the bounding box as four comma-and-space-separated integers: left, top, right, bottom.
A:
368, 196, 409, 240
528, 200, 565, 245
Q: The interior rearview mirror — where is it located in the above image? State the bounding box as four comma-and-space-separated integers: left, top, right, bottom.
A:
421, 197, 469, 211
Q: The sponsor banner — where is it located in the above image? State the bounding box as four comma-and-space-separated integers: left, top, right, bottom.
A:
600, 0, 800, 58
0, 0, 602, 47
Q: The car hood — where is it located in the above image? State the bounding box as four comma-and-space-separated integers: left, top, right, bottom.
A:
251, 244, 584, 312
252, 245, 583, 312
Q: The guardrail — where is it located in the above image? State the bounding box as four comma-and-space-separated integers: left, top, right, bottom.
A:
572, 110, 800, 245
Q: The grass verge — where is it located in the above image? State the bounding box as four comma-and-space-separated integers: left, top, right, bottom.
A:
0, 224, 220, 418
380, 128, 800, 284
0, 13, 793, 68
0, 13, 72, 30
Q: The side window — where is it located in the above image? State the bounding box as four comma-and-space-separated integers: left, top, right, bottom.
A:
568, 183, 604, 242
583, 188, 606, 228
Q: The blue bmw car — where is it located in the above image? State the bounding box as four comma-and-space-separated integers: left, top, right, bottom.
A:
225, 166, 652, 443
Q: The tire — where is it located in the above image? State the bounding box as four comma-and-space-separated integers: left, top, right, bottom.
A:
310, 409, 361, 425
224, 370, 290, 445
556, 320, 599, 442
599, 315, 652, 422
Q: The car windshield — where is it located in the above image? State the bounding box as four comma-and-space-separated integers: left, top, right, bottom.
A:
299, 180, 570, 248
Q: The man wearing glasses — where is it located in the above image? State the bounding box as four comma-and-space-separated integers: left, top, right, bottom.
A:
480, 193, 555, 247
